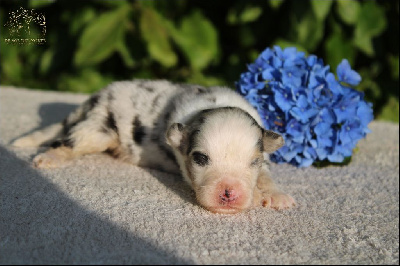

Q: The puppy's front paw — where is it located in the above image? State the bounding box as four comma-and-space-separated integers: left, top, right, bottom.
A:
261, 192, 295, 210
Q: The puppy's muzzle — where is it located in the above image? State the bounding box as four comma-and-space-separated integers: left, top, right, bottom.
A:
204, 179, 250, 214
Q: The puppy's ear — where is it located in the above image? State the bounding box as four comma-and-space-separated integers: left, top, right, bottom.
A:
166, 123, 187, 149
262, 130, 284, 153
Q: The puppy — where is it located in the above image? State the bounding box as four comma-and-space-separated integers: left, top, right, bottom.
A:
12, 80, 295, 214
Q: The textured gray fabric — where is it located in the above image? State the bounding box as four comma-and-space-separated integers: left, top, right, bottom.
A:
0, 86, 398, 264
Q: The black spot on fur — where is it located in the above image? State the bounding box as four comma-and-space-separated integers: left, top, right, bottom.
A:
264, 130, 281, 139
219, 107, 260, 127
89, 94, 100, 110
185, 110, 209, 127
195, 87, 209, 94
133, 116, 146, 144
187, 129, 200, 155
59, 94, 104, 150
137, 81, 146, 88
150, 95, 161, 113
144, 86, 155, 93
207, 96, 216, 103
158, 144, 178, 164
198, 108, 214, 115
257, 138, 264, 152
264, 159, 271, 167
105, 147, 120, 158
105, 111, 118, 133
62, 137, 74, 148
62, 103, 95, 138
163, 105, 177, 124
250, 158, 261, 167
166, 106, 176, 121
150, 134, 159, 142
50, 140, 62, 148
65, 121, 79, 134
176, 123, 184, 131
62, 118, 69, 135
108, 90, 115, 102
61, 120, 75, 148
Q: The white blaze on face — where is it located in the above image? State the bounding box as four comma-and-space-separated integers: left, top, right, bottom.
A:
166, 107, 284, 214
189, 109, 263, 214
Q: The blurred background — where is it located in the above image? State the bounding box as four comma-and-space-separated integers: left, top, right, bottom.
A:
0, 0, 398, 122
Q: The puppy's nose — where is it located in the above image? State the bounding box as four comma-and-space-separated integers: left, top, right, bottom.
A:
220, 188, 238, 202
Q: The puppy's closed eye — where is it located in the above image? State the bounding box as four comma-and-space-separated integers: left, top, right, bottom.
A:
192, 152, 210, 166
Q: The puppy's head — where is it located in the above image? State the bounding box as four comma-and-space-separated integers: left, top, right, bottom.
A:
166, 107, 283, 214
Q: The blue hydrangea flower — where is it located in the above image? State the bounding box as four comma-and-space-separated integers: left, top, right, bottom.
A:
236, 46, 374, 167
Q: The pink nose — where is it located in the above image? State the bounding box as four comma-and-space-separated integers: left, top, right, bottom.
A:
220, 188, 238, 202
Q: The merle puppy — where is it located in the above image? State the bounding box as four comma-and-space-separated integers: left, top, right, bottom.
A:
13, 80, 295, 214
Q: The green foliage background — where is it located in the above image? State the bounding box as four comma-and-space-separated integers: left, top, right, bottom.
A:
1, 0, 398, 122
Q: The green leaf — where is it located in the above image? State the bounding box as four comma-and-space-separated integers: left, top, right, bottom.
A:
69, 8, 96, 35
226, 9, 238, 25
325, 33, 355, 70
353, 30, 374, 56
336, 0, 360, 25
379, 96, 399, 122
187, 71, 225, 87
296, 11, 324, 51
74, 4, 131, 67
353, 0, 387, 56
58, 69, 112, 93
310, 0, 333, 21
140, 8, 177, 68
268, 0, 285, 10
356, 1, 387, 38
0, 43, 23, 83
131, 69, 153, 80
116, 41, 135, 68
227, 6, 262, 25
29, 0, 55, 8
39, 48, 54, 75
248, 49, 260, 62
100, 0, 128, 8
168, 10, 218, 71
240, 6, 262, 23
238, 26, 255, 47
388, 54, 399, 80
357, 68, 381, 100
274, 39, 308, 54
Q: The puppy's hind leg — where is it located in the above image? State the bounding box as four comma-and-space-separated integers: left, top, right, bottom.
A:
12, 123, 63, 147
33, 119, 119, 169
33, 145, 75, 168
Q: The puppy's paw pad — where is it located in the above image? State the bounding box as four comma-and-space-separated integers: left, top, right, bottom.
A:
262, 193, 295, 210
33, 153, 65, 168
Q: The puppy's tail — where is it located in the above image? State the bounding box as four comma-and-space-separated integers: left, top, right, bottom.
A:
11, 123, 63, 147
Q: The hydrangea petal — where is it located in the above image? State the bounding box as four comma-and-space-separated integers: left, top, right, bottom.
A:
274, 89, 293, 112
337, 59, 362, 86
327, 153, 344, 163
357, 101, 374, 128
